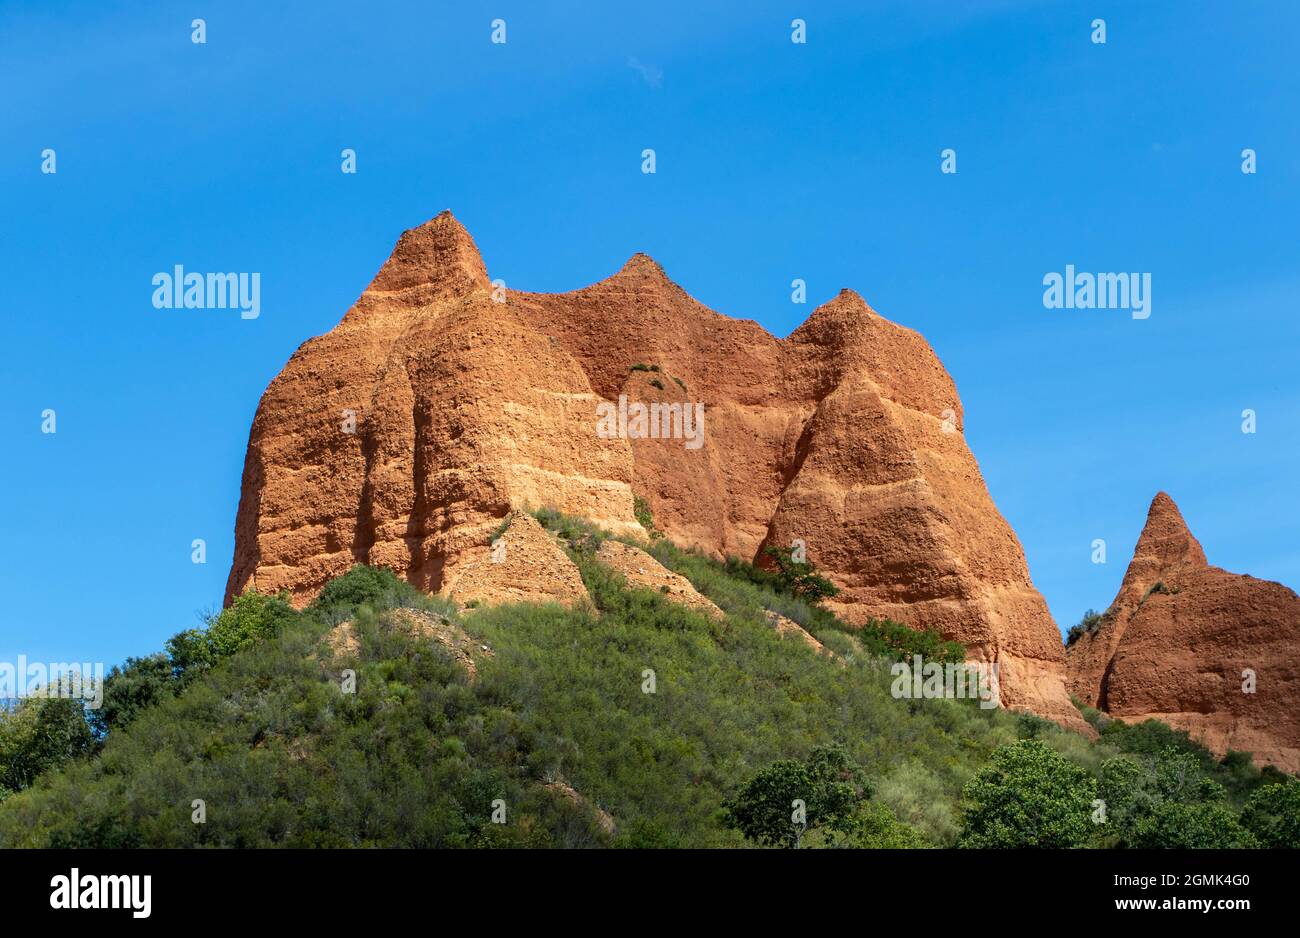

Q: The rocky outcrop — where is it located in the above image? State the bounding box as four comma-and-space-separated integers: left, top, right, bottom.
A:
325, 608, 495, 681
543, 781, 616, 836
763, 610, 831, 656
1067, 493, 1300, 772
594, 540, 724, 620
227, 211, 1084, 731
441, 512, 589, 609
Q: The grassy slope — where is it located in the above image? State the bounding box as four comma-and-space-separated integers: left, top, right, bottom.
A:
0, 511, 1282, 847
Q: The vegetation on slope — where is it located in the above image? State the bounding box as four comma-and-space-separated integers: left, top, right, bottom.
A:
0, 510, 1294, 848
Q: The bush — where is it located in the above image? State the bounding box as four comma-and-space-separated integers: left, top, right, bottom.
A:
0, 697, 96, 793
865, 618, 965, 666
1065, 609, 1105, 646
722, 744, 871, 848
632, 496, 659, 538
761, 545, 840, 605
168, 589, 299, 685
89, 654, 175, 736
533, 506, 611, 553
958, 739, 1096, 848
310, 565, 414, 619
873, 761, 961, 845
1241, 783, 1300, 848
847, 801, 931, 848
1130, 801, 1259, 848
3, 516, 1282, 851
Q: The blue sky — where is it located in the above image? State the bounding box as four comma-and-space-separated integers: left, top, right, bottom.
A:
3, 0, 1297, 669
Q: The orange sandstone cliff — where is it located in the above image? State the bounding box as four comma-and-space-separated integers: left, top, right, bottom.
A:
1067, 493, 1300, 772
226, 211, 1085, 731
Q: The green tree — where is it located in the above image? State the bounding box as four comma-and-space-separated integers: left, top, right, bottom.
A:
761, 545, 840, 605
722, 744, 870, 848
958, 739, 1096, 848
1153, 747, 1224, 803
1093, 756, 1155, 845
1241, 782, 1300, 848
1130, 801, 1258, 848
0, 697, 95, 793
845, 800, 931, 848
88, 654, 175, 737
166, 590, 299, 685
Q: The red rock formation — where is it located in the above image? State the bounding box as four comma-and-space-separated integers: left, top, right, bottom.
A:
1067, 493, 1300, 772
226, 211, 1085, 731
595, 540, 724, 621
442, 512, 589, 609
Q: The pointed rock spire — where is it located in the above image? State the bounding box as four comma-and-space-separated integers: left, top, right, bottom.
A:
1067, 490, 1300, 773
606, 251, 679, 292
617, 252, 664, 276
369, 210, 490, 296
1130, 491, 1208, 574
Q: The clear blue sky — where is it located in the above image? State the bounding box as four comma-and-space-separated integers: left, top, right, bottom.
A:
3, 0, 1297, 669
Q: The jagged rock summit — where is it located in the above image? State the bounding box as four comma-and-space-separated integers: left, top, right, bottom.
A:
226, 211, 1085, 731
1067, 492, 1300, 772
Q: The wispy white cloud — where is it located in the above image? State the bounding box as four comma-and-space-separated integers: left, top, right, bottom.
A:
627, 56, 663, 88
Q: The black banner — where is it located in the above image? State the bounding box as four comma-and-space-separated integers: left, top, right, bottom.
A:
0, 848, 1289, 925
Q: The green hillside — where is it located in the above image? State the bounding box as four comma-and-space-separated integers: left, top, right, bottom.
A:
0, 510, 1293, 848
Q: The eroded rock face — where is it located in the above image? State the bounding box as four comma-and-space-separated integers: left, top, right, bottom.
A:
1067, 493, 1300, 772
440, 512, 589, 609
594, 540, 724, 621
227, 211, 1084, 731
763, 610, 833, 657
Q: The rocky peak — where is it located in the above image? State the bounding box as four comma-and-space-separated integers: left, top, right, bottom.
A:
227, 214, 1087, 734
1118, 492, 1208, 602
1132, 492, 1208, 571
367, 210, 490, 297
1066, 493, 1300, 772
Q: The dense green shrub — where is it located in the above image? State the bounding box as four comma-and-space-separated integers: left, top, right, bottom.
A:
722, 744, 871, 848
167, 589, 300, 686
761, 545, 840, 604
1130, 801, 1258, 848
1065, 609, 1105, 646
2, 512, 1294, 849
958, 739, 1096, 848
308, 563, 447, 621
89, 654, 175, 736
0, 697, 96, 795
1241, 782, 1300, 848
0, 608, 609, 848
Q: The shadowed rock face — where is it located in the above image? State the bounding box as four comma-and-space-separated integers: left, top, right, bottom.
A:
226, 211, 1085, 731
1067, 493, 1300, 772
